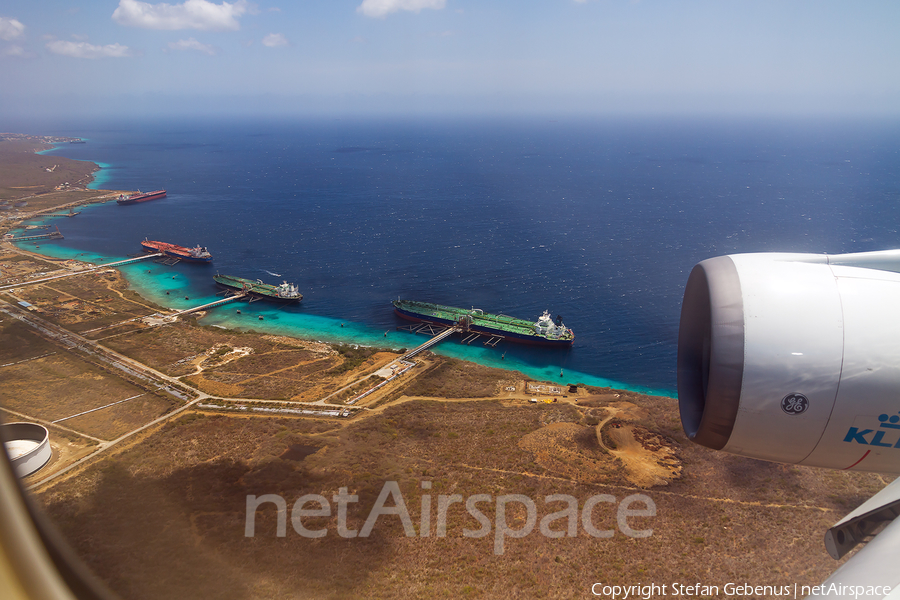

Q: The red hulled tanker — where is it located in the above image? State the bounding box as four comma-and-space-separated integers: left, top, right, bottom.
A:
117, 190, 166, 205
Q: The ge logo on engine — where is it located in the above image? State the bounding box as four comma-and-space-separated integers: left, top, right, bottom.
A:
781, 393, 809, 415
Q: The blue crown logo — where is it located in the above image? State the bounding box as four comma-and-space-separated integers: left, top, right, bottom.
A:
878, 412, 900, 430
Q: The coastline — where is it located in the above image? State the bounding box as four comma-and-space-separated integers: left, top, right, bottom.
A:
0, 137, 126, 231
27, 210, 674, 397
15, 236, 673, 397
0, 136, 99, 198
8, 136, 675, 398
3, 132, 882, 600
35, 141, 113, 191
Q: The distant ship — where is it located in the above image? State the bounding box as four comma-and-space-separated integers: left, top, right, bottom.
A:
117, 190, 166, 205
214, 274, 303, 302
141, 239, 212, 263
393, 299, 574, 346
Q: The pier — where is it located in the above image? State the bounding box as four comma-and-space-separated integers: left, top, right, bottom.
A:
0, 246, 250, 323
400, 325, 460, 360
97, 253, 165, 268
168, 292, 249, 318
0, 253, 164, 291
399, 321, 506, 348
42, 209, 81, 219
4, 226, 64, 242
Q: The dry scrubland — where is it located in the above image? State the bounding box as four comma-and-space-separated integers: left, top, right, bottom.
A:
0, 252, 65, 284
0, 318, 181, 422
35, 398, 888, 600
98, 317, 412, 403
7, 268, 164, 335
0, 325, 172, 440
0, 138, 97, 201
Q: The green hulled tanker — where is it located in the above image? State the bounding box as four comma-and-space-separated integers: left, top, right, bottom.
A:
393, 299, 573, 346
214, 274, 302, 302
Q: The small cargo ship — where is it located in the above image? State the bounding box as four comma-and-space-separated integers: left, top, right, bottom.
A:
141, 239, 212, 263
393, 299, 574, 346
214, 274, 302, 302
116, 190, 166, 205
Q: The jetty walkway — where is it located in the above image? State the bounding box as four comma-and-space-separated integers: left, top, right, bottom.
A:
4, 226, 64, 242
0, 253, 164, 291
168, 292, 249, 318
400, 325, 460, 360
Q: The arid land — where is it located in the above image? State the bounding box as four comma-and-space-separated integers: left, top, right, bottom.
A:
0, 137, 891, 599
0, 134, 132, 225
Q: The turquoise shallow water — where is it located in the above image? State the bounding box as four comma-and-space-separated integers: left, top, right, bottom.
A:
14, 230, 670, 397
37, 143, 112, 190
21, 117, 900, 400
86, 162, 113, 190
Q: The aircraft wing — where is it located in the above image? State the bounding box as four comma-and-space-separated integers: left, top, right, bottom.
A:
807, 476, 900, 598
825, 476, 900, 560
808, 514, 900, 599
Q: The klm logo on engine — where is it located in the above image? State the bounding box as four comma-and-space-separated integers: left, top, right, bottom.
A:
844, 412, 900, 447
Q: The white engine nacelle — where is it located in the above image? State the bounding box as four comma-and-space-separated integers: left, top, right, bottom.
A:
677, 250, 900, 474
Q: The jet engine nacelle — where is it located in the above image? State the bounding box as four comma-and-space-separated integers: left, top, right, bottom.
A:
678, 250, 900, 474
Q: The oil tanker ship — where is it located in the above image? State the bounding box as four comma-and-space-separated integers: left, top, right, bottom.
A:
392, 299, 574, 346
116, 190, 166, 205
214, 274, 302, 302
141, 239, 212, 263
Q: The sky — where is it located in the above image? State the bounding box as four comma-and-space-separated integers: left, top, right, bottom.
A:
1, 0, 899, 119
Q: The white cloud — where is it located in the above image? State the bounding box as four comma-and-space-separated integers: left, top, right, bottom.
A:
357, 0, 445, 19
167, 37, 217, 54
0, 17, 25, 41
2, 45, 29, 57
261, 33, 287, 47
112, 0, 250, 31
46, 40, 131, 59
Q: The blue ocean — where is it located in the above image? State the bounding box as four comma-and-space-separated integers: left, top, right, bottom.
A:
19, 116, 900, 395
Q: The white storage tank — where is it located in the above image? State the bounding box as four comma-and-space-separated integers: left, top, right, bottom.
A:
1, 423, 51, 478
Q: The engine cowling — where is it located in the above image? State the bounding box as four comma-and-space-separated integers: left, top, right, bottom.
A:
677, 251, 900, 474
